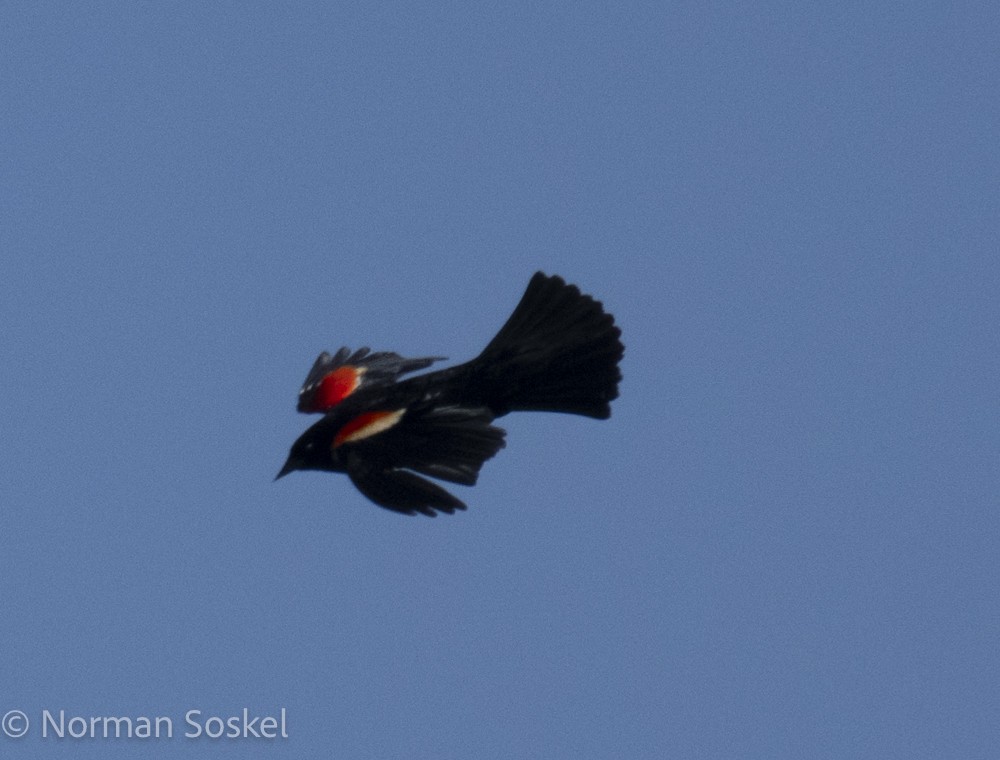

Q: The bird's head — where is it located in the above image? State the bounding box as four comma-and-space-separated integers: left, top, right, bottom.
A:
276, 427, 340, 480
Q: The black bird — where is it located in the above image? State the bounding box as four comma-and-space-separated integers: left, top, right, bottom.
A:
277, 272, 624, 516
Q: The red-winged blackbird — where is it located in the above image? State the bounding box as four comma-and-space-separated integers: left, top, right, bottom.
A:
276, 272, 624, 516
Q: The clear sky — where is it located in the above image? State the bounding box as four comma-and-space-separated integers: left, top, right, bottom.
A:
2, 2, 998, 758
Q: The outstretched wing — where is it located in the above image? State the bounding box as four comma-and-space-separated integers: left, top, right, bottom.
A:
297, 347, 444, 414
338, 404, 506, 516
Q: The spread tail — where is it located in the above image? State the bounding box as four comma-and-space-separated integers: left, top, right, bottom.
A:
471, 272, 623, 419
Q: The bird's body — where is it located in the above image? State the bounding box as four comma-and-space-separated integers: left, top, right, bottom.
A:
277, 272, 624, 516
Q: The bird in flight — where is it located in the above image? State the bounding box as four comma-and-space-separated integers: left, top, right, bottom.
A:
276, 272, 624, 516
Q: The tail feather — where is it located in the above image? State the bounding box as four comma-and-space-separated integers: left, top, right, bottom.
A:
473, 272, 623, 418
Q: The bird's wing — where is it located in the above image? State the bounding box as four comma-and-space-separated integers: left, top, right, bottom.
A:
338, 404, 506, 516
297, 347, 445, 414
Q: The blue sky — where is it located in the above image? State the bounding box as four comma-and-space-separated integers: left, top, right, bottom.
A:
2, 2, 998, 758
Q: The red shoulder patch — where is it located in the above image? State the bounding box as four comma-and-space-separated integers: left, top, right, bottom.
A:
310, 367, 364, 412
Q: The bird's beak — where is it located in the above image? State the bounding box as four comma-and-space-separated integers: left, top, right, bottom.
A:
275, 458, 297, 481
